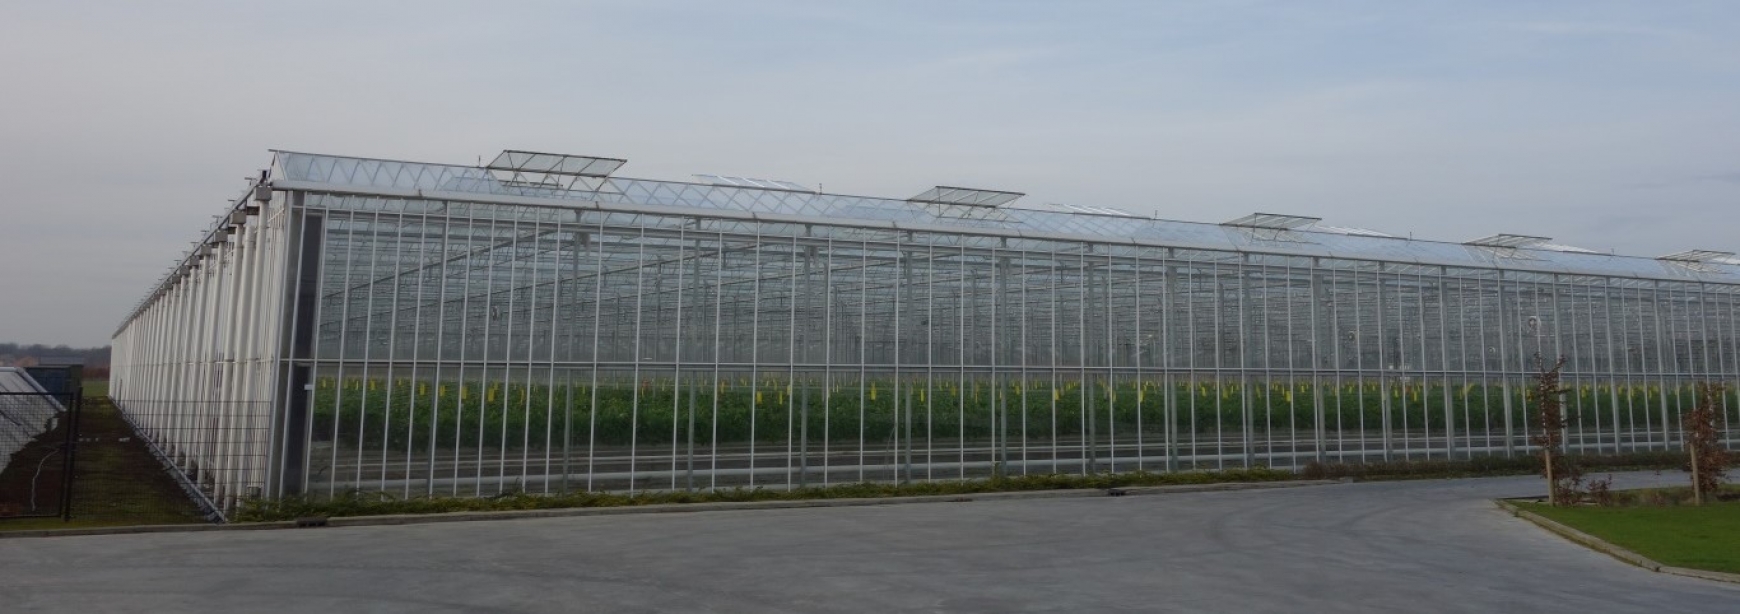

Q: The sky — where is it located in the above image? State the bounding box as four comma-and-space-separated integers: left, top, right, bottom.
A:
1, 1, 1737, 347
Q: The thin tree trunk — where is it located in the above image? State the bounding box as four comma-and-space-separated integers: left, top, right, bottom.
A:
1544, 448, 1555, 505
1689, 438, 1702, 506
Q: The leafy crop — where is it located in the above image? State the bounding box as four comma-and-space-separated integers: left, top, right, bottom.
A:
304, 375, 1729, 454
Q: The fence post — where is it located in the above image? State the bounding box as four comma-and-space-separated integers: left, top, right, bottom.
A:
59, 391, 81, 521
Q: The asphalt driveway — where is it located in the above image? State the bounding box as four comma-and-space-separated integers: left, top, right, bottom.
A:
2, 472, 1733, 613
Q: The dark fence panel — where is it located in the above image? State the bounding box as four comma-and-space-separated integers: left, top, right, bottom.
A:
0, 391, 79, 520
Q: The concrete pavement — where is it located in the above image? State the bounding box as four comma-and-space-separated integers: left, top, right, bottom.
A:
2, 472, 1734, 613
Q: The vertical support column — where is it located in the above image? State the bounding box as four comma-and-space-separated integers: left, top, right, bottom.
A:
1437, 269, 1455, 460
1238, 257, 1255, 468
272, 206, 322, 497
997, 247, 1011, 474
897, 240, 911, 483
1309, 263, 1328, 465
1375, 267, 1393, 462
1650, 281, 1671, 450
797, 240, 813, 489
1497, 273, 1514, 456
1163, 261, 1180, 472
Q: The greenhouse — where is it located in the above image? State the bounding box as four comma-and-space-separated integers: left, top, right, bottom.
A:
110, 149, 1740, 515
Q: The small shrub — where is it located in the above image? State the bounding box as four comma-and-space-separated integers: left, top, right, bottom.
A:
1645, 489, 1673, 507
1585, 474, 1615, 506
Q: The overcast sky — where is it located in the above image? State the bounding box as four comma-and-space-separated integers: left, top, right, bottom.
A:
2, 1, 1737, 347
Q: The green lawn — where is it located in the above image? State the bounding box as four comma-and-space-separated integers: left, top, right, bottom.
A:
1520, 499, 1740, 575
80, 378, 108, 399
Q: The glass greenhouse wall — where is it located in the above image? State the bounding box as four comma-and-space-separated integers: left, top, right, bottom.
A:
111, 150, 1740, 513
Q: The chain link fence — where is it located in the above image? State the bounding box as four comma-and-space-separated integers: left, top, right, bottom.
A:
0, 388, 79, 520
3, 367, 208, 527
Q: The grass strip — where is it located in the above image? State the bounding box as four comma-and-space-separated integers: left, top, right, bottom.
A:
1518, 498, 1740, 575
242, 449, 1713, 522
1301, 451, 1697, 481
237, 468, 1294, 521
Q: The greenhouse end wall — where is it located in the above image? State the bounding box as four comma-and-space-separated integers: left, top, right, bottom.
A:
109, 186, 292, 517
111, 151, 1740, 512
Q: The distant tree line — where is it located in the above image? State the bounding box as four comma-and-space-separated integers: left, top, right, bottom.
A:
0, 343, 111, 369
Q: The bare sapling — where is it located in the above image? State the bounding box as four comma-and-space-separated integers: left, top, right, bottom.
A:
1529, 354, 1580, 505
1683, 382, 1731, 506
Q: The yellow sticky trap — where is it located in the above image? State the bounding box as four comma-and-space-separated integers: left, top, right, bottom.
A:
1053, 388, 1061, 402
1137, 388, 1145, 402
755, 391, 763, 404
870, 383, 878, 401
460, 386, 467, 401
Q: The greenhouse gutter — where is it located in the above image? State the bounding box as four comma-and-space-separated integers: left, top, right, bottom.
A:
268, 179, 1734, 287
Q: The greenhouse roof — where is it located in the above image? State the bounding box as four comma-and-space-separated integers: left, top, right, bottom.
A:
268, 150, 1740, 284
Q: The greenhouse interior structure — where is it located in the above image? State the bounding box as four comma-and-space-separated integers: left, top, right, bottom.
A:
110, 148, 1740, 518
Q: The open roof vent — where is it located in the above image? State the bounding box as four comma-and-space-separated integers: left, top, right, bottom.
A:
1659, 249, 1737, 273
1465, 234, 1551, 249
907, 186, 1024, 208
486, 150, 626, 191
1221, 212, 1322, 243
694, 174, 812, 192
1465, 234, 1551, 261
907, 185, 1023, 222
1024, 202, 1139, 218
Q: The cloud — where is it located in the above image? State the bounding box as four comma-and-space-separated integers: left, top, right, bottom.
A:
1695, 171, 1740, 184
1502, 21, 1685, 39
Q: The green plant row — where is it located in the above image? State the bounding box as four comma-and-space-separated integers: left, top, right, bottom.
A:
235, 467, 1294, 521
309, 378, 1738, 452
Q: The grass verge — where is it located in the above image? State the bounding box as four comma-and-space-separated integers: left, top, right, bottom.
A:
1301, 451, 1697, 481
241, 450, 1708, 522
1518, 494, 1740, 575
238, 468, 1294, 521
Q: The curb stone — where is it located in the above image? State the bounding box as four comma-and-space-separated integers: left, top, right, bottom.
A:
1494, 498, 1740, 586
1, 479, 1339, 539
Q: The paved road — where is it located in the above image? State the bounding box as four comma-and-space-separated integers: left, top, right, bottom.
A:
2, 472, 1734, 613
